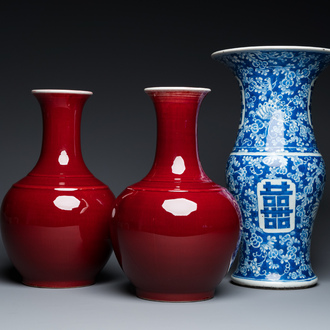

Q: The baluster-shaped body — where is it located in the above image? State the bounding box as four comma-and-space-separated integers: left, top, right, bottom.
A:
212, 46, 330, 288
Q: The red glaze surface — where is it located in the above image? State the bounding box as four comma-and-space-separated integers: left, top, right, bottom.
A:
1, 90, 115, 288
110, 87, 241, 302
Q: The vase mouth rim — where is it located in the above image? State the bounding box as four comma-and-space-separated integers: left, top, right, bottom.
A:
144, 87, 211, 93
211, 45, 330, 57
32, 89, 93, 95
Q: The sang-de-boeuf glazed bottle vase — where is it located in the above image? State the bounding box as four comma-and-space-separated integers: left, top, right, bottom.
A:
1, 89, 115, 288
212, 46, 330, 289
110, 87, 241, 302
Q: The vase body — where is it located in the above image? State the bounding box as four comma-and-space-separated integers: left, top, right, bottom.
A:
110, 87, 241, 302
212, 46, 330, 288
1, 89, 115, 288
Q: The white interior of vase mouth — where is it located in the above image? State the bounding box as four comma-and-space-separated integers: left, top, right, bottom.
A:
211, 45, 330, 58
32, 89, 93, 95
144, 87, 211, 93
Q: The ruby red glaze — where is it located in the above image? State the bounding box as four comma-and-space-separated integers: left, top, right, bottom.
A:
110, 87, 241, 302
1, 90, 115, 288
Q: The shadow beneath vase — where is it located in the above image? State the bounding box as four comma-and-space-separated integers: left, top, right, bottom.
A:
113, 281, 137, 297
94, 266, 126, 285
0, 264, 22, 285
0, 262, 125, 287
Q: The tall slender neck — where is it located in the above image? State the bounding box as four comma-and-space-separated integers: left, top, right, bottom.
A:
29, 92, 92, 176
143, 89, 210, 182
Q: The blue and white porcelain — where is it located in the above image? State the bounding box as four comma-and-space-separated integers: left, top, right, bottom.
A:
212, 46, 330, 288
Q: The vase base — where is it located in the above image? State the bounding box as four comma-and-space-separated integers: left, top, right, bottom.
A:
22, 279, 95, 288
231, 275, 318, 289
135, 289, 215, 302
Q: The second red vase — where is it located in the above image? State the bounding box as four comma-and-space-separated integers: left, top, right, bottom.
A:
110, 87, 241, 302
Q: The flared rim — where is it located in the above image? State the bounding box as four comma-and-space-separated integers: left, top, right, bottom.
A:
211, 45, 330, 58
144, 87, 211, 93
32, 89, 93, 95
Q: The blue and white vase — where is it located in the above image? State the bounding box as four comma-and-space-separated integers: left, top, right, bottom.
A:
212, 46, 330, 288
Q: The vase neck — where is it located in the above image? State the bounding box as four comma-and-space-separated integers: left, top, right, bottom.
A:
29, 91, 92, 177
214, 49, 330, 153
143, 88, 211, 183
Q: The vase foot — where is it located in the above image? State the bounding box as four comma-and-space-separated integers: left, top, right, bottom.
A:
135, 289, 215, 302
22, 279, 95, 288
231, 274, 318, 289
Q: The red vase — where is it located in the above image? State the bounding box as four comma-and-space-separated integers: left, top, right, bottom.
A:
110, 87, 241, 302
1, 89, 115, 288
